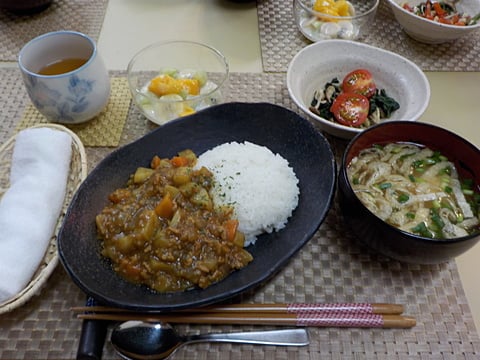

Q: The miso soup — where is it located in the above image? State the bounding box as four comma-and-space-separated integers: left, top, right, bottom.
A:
347, 142, 480, 239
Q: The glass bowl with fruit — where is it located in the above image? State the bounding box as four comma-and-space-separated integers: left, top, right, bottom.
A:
127, 41, 229, 125
293, 0, 379, 41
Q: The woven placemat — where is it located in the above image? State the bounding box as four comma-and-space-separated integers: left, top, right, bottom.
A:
258, 0, 480, 72
16, 77, 131, 147
0, 0, 108, 62
0, 68, 479, 359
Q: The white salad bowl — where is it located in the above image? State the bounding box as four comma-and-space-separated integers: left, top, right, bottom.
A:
386, 0, 480, 44
286, 40, 431, 139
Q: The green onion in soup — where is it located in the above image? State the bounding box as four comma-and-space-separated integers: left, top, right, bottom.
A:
347, 143, 480, 239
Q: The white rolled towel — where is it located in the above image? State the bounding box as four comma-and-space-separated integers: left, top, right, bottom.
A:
0, 128, 72, 304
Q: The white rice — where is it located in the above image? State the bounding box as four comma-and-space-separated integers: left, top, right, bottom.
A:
196, 141, 300, 246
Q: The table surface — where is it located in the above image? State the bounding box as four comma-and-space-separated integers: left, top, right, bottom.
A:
0, 0, 479, 355
101, 0, 480, 334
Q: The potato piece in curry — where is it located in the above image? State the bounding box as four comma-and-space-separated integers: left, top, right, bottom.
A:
95, 149, 253, 293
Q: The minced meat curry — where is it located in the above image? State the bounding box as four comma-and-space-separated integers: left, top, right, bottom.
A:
95, 149, 253, 292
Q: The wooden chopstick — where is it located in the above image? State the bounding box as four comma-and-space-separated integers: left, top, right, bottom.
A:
71, 302, 404, 315
71, 303, 415, 328
75, 311, 416, 328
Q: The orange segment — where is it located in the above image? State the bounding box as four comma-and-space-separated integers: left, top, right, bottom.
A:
313, 0, 352, 20
148, 75, 200, 97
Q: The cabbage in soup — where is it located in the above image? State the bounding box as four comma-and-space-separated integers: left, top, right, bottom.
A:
347, 142, 480, 239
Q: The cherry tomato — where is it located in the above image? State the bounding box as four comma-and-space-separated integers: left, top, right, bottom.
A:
330, 92, 370, 127
342, 69, 377, 98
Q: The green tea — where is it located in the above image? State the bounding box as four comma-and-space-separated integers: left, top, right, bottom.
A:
38, 58, 88, 75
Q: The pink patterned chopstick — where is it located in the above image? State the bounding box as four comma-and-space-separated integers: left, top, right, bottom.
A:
292, 313, 409, 328
285, 303, 403, 315
76, 311, 416, 328
73, 303, 415, 328
191, 302, 404, 315
73, 302, 404, 315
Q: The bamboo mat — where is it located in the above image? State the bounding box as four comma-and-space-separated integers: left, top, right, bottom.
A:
0, 0, 108, 62
258, 0, 480, 72
16, 77, 131, 147
0, 67, 479, 359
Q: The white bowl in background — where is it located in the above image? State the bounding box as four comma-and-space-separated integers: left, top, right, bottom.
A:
286, 40, 430, 139
386, 0, 480, 44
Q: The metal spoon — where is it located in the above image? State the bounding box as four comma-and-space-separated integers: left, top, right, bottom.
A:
111, 321, 309, 360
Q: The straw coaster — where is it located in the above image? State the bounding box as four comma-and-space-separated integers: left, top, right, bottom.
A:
0, 0, 108, 62
17, 77, 131, 147
0, 124, 87, 315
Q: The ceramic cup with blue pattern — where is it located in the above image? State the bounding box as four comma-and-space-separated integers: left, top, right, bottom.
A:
18, 31, 110, 124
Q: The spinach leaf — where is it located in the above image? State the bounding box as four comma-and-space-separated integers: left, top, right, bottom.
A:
369, 89, 400, 118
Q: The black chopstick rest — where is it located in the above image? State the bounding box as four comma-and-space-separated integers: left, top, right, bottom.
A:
76, 297, 109, 360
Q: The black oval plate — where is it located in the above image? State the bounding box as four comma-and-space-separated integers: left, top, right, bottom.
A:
58, 102, 336, 311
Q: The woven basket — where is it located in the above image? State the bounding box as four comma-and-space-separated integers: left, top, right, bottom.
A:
0, 124, 87, 314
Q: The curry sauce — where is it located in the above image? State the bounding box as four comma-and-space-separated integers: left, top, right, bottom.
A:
95, 149, 253, 292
